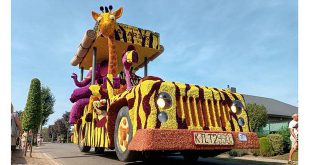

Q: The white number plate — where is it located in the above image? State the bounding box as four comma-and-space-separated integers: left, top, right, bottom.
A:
193, 132, 234, 145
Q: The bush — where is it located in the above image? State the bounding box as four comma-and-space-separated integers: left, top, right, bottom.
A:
277, 126, 291, 153
250, 149, 260, 156
267, 134, 284, 155
259, 137, 274, 156
228, 149, 248, 157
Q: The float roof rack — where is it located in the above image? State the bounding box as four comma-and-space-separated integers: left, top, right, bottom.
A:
71, 23, 164, 73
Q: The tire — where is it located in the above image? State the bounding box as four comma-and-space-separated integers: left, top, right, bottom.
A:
182, 151, 199, 163
114, 106, 139, 162
95, 147, 105, 154
142, 151, 161, 162
199, 150, 229, 158
78, 124, 91, 152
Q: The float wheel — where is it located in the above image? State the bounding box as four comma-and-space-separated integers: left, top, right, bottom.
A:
114, 106, 139, 162
95, 147, 105, 154
78, 124, 91, 152
182, 151, 199, 162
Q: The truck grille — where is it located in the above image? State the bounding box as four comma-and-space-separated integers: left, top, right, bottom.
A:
176, 96, 232, 130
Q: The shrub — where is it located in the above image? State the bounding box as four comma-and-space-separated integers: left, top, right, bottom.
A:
228, 149, 248, 157
267, 134, 284, 155
250, 149, 260, 156
277, 126, 291, 153
259, 137, 274, 156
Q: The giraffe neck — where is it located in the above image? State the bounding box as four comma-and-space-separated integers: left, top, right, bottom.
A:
108, 35, 118, 77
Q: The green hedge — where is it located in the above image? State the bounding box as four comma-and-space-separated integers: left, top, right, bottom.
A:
228, 149, 248, 157
277, 126, 291, 153
267, 134, 284, 155
259, 137, 274, 156
259, 134, 284, 157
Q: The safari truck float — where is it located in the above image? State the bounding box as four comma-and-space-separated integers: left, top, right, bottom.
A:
68, 5, 259, 162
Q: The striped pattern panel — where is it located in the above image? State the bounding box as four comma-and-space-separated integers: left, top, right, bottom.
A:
176, 97, 232, 130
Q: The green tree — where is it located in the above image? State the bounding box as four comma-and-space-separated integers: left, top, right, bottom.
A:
247, 103, 268, 132
41, 86, 56, 126
22, 78, 42, 132
62, 111, 70, 143
41, 127, 49, 142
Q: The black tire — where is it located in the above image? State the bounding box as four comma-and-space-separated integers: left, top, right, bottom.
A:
114, 106, 139, 162
182, 151, 199, 163
199, 150, 229, 158
141, 151, 161, 162
78, 124, 91, 152
95, 147, 105, 154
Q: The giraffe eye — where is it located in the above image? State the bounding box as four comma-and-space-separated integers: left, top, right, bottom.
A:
109, 15, 115, 20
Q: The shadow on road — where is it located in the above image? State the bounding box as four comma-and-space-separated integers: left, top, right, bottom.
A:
11, 149, 27, 164
84, 150, 286, 165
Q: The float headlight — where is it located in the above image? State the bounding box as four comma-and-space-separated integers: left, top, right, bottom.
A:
156, 92, 172, 109
158, 112, 168, 123
231, 100, 243, 114
238, 117, 245, 126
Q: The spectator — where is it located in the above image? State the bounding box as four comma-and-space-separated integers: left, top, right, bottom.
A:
24, 129, 33, 157
11, 103, 22, 150
288, 113, 298, 164
21, 131, 27, 151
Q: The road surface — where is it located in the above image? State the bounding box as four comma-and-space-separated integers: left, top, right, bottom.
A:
38, 143, 285, 165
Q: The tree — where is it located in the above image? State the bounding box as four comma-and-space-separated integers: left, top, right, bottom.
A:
22, 78, 42, 132
247, 103, 268, 132
41, 86, 56, 126
62, 111, 70, 143
41, 127, 49, 142
48, 125, 57, 142
54, 118, 68, 142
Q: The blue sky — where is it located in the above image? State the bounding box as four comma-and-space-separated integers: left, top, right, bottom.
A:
12, 0, 297, 126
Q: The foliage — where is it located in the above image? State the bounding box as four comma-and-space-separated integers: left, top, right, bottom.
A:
277, 126, 291, 153
267, 134, 284, 155
48, 125, 57, 141
41, 127, 49, 141
256, 132, 268, 138
41, 86, 56, 126
228, 149, 248, 157
54, 118, 68, 136
247, 103, 268, 132
250, 149, 260, 156
259, 137, 274, 156
22, 78, 42, 132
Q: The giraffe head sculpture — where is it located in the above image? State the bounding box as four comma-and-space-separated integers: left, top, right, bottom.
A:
92, 5, 123, 38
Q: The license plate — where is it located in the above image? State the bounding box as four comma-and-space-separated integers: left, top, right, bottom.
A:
193, 132, 234, 145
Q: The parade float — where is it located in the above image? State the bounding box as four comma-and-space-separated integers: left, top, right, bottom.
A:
69, 5, 259, 162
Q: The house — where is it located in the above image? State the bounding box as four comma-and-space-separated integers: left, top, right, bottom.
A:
243, 94, 298, 134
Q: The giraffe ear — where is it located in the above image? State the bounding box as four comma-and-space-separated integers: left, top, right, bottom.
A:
113, 7, 123, 19
92, 11, 100, 21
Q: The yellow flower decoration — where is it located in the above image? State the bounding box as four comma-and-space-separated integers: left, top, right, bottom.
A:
89, 85, 101, 96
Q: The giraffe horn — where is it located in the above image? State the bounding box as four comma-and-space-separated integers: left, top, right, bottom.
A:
109, 5, 113, 12
100, 6, 104, 13
105, 6, 109, 13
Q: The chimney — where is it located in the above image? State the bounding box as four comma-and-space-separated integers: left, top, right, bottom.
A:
227, 85, 236, 93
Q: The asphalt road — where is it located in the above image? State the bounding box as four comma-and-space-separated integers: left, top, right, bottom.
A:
38, 143, 285, 165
